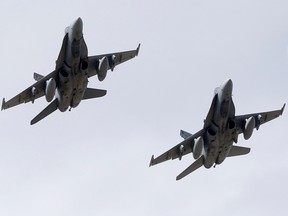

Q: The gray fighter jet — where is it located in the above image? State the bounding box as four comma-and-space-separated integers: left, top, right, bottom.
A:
150, 79, 285, 180
1, 18, 140, 125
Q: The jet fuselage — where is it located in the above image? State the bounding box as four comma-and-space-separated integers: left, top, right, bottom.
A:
203, 79, 236, 168
149, 79, 284, 180
56, 17, 89, 112
1, 17, 140, 125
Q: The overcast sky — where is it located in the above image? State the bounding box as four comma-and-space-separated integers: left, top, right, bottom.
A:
0, 1, 287, 216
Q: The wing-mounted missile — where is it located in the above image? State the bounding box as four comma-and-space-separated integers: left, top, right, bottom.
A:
193, 137, 204, 159
243, 116, 255, 140
177, 144, 185, 160
45, 78, 56, 102
108, 55, 116, 71
97, 56, 109, 81
255, 114, 262, 130
31, 87, 36, 103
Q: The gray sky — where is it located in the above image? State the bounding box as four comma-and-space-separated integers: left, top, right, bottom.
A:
0, 1, 287, 216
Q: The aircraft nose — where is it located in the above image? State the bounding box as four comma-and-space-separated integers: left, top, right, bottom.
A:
222, 79, 233, 97
75, 17, 83, 28
71, 17, 83, 41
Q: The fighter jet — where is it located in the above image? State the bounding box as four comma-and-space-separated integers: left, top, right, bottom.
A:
149, 79, 285, 180
1, 17, 140, 125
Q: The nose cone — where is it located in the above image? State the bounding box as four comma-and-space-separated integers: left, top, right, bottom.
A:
74, 17, 83, 28
70, 17, 83, 41
222, 79, 233, 98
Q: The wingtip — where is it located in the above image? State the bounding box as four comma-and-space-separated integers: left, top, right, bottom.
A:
136, 43, 141, 56
149, 155, 155, 167
281, 103, 286, 115
1, 98, 5, 111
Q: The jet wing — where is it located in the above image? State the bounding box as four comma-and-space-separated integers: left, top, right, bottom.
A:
149, 128, 206, 167
87, 44, 140, 77
234, 104, 285, 133
2, 70, 58, 110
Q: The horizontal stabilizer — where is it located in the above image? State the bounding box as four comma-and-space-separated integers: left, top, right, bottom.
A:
83, 88, 107, 100
227, 145, 250, 157
30, 99, 58, 125
176, 156, 204, 180
180, 130, 192, 139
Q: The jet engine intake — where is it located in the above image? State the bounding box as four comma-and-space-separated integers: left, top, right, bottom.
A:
45, 78, 56, 102
193, 137, 204, 159
80, 60, 88, 71
60, 68, 69, 78
243, 116, 255, 140
98, 56, 108, 81
228, 119, 236, 130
